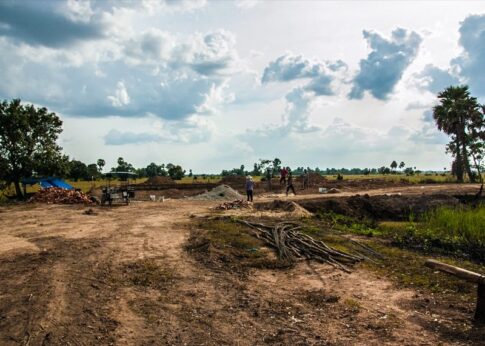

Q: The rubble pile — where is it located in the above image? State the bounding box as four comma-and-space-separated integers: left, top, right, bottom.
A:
215, 199, 252, 210
29, 188, 93, 204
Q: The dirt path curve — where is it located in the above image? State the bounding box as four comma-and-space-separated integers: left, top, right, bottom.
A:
0, 185, 480, 345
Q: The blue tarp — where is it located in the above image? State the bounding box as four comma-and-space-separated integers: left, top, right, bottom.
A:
21, 177, 74, 190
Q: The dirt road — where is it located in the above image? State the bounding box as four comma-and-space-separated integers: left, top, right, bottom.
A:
0, 184, 482, 345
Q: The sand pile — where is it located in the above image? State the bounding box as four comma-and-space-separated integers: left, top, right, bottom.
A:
255, 199, 312, 218
189, 185, 243, 201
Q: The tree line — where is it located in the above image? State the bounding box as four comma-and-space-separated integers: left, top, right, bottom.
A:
1, 84, 484, 198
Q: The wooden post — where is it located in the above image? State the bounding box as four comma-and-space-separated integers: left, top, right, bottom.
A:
425, 259, 485, 321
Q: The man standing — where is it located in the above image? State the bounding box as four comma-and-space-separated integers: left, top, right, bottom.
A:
245, 175, 254, 202
303, 169, 309, 190
286, 172, 296, 196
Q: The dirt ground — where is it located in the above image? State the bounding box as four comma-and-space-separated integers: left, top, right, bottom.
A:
0, 183, 484, 345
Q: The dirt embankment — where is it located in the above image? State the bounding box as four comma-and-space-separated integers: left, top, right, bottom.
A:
298, 194, 464, 221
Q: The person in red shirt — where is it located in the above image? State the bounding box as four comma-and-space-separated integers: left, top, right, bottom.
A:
280, 167, 288, 185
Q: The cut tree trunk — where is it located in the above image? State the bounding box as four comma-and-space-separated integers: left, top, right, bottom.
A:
13, 180, 23, 199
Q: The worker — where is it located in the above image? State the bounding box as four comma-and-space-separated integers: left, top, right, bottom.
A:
245, 175, 254, 202
280, 166, 288, 185
286, 172, 296, 196
303, 169, 309, 189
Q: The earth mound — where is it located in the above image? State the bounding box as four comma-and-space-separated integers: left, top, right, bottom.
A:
255, 199, 312, 218
143, 176, 174, 185
299, 194, 461, 221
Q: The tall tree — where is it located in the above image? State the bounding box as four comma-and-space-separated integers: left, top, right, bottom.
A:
433, 85, 482, 182
390, 160, 398, 172
399, 161, 405, 170
0, 99, 68, 197
97, 159, 105, 173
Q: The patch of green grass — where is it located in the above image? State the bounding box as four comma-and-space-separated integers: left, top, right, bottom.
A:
376, 206, 485, 261
343, 298, 361, 312
200, 219, 263, 253
362, 241, 480, 297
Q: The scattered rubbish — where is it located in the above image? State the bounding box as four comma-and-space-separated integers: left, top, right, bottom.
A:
83, 208, 97, 215
214, 199, 252, 210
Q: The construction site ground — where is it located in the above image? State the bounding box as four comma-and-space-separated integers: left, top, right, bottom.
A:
0, 183, 484, 345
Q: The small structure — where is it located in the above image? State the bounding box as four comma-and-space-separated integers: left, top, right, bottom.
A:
21, 177, 74, 195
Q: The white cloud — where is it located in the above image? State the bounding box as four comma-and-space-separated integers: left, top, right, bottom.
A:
107, 81, 130, 107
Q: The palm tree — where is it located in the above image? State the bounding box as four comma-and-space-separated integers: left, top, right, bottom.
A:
433, 85, 481, 182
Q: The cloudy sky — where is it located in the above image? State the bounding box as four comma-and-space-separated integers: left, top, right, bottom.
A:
1, 0, 485, 173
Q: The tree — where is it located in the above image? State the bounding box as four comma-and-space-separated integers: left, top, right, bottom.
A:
87, 163, 99, 179
146, 162, 160, 177
97, 159, 105, 173
272, 158, 282, 174
390, 161, 398, 172
111, 157, 135, 173
0, 99, 68, 197
399, 161, 405, 170
68, 160, 88, 181
166, 163, 185, 180
433, 85, 483, 182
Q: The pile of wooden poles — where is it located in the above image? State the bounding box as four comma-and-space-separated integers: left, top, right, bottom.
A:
236, 219, 374, 272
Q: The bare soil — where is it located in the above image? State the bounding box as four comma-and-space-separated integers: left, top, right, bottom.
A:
0, 183, 483, 345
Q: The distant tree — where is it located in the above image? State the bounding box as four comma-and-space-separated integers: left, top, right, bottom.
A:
399, 161, 405, 170
97, 159, 105, 173
252, 163, 262, 176
68, 160, 88, 181
146, 162, 160, 177
272, 158, 282, 173
433, 85, 484, 182
0, 99, 68, 197
87, 163, 99, 180
189, 169, 193, 177
404, 167, 415, 176
390, 161, 398, 172
112, 157, 135, 173
166, 163, 185, 180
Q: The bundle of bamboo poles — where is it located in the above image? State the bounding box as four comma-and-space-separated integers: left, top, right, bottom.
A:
236, 219, 367, 272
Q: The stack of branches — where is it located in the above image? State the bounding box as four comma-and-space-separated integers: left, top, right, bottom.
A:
236, 219, 369, 272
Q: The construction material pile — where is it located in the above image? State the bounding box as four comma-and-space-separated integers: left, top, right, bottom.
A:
29, 188, 93, 204
236, 220, 367, 272
215, 199, 252, 210
189, 185, 243, 201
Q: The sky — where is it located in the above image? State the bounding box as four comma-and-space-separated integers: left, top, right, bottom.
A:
1, 0, 485, 173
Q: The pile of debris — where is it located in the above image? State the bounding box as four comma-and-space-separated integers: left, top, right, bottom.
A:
29, 188, 93, 204
189, 185, 243, 201
214, 199, 252, 210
